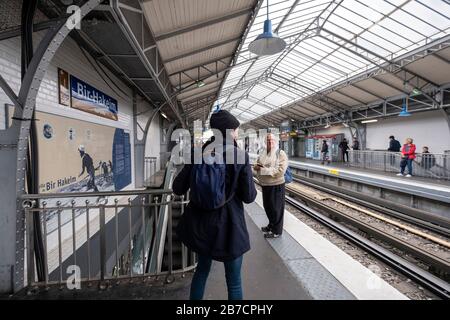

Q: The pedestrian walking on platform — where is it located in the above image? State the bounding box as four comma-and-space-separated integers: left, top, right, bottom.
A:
254, 133, 288, 239
397, 138, 416, 177
321, 140, 330, 165
173, 110, 256, 300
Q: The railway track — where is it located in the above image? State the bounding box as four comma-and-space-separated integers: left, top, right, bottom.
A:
292, 175, 450, 236
283, 180, 450, 299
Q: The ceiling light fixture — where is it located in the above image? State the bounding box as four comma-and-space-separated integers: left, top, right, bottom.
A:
248, 0, 286, 56
399, 97, 411, 117
196, 80, 206, 88
160, 112, 168, 119
361, 119, 378, 124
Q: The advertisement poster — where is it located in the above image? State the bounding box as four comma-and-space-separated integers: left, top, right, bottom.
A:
58, 68, 70, 106
70, 75, 118, 121
36, 111, 131, 194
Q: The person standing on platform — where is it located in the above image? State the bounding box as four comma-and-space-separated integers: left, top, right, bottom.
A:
352, 137, 360, 150
254, 133, 288, 239
173, 110, 256, 300
339, 138, 350, 162
321, 140, 330, 165
352, 137, 360, 163
388, 135, 401, 167
397, 138, 416, 177
420, 146, 436, 170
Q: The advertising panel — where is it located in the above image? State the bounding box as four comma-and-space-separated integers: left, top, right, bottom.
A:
36, 111, 131, 194
58, 68, 70, 106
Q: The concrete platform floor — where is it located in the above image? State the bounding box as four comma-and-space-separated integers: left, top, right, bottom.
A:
202, 213, 311, 300
6, 211, 311, 300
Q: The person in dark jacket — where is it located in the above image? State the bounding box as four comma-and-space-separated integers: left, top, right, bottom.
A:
420, 146, 436, 170
388, 135, 401, 152
388, 135, 401, 166
351, 137, 360, 163
321, 140, 330, 165
339, 138, 350, 162
173, 110, 257, 300
352, 138, 360, 150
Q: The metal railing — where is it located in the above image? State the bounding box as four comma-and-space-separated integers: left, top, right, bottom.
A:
22, 165, 195, 289
347, 150, 450, 180
144, 156, 158, 184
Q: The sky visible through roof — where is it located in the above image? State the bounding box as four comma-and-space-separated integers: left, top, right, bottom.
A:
215, 0, 450, 124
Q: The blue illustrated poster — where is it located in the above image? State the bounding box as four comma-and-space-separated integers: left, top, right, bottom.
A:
113, 129, 132, 190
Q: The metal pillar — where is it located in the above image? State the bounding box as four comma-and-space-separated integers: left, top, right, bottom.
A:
133, 92, 145, 188
134, 102, 160, 188
356, 123, 367, 150
441, 108, 450, 137
0, 0, 102, 293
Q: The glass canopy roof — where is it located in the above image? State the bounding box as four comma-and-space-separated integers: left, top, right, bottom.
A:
216, 0, 450, 123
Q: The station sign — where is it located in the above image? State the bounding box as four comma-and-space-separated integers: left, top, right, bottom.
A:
58, 68, 118, 120
70, 75, 118, 120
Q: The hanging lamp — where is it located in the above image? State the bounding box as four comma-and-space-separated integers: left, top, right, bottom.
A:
399, 97, 411, 117
248, 0, 286, 56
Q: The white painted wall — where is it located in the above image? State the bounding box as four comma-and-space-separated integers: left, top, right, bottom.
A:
0, 36, 21, 130
315, 125, 352, 141
309, 110, 450, 154
365, 110, 450, 153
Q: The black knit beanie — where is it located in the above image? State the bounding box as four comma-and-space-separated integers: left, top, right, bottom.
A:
210, 110, 240, 135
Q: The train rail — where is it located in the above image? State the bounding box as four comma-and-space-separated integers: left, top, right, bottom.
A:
283, 180, 450, 299
292, 175, 450, 236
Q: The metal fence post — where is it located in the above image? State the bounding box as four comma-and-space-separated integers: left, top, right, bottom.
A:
168, 200, 173, 276
99, 204, 106, 282
26, 209, 35, 287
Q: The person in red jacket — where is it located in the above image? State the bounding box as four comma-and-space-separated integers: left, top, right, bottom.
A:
397, 138, 416, 177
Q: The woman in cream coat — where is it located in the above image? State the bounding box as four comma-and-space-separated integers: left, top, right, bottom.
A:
253, 133, 288, 238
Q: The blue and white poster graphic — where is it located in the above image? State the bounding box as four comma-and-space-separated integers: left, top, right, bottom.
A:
70, 75, 118, 120
113, 129, 132, 191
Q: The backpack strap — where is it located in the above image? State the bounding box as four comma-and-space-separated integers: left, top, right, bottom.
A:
219, 145, 238, 208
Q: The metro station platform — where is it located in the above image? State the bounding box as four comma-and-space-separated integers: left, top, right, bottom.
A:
8, 190, 408, 300
289, 158, 450, 205
291, 158, 450, 187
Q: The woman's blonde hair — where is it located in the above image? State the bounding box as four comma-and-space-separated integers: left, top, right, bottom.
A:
406, 138, 413, 144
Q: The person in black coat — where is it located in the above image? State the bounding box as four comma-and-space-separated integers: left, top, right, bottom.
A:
338, 138, 350, 162
173, 110, 257, 300
388, 135, 401, 166
321, 140, 330, 165
388, 135, 401, 152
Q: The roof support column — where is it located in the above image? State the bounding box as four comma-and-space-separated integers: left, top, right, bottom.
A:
0, 0, 102, 294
